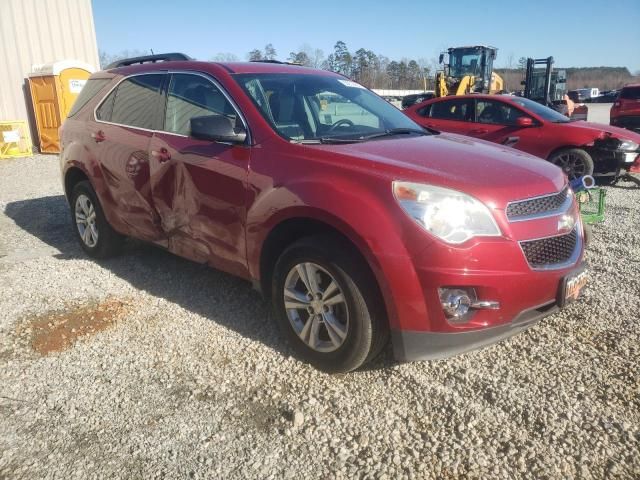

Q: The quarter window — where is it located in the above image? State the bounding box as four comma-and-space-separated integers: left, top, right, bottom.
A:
97, 74, 164, 129
67, 78, 110, 117
164, 74, 237, 136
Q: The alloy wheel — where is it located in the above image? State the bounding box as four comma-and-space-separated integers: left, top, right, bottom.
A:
551, 152, 587, 179
283, 262, 349, 353
75, 194, 99, 248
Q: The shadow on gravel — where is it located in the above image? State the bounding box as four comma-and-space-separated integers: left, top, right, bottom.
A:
4, 195, 397, 370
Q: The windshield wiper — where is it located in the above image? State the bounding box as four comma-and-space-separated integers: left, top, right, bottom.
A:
360, 128, 431, 140
292, 128, 431, 145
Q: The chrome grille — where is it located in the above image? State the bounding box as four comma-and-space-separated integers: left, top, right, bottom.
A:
520, 228, 578, 269
506, 186, 570, 221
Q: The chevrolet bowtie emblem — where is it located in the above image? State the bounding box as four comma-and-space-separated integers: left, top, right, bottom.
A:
558, 214, 576, 233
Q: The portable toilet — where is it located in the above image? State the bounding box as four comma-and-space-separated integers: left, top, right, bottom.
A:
28, 60, 95, 153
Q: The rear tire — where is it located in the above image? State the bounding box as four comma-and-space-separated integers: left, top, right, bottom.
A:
70, 181, 124, 258
271, 234, 388, 373
548, 148, 594, 180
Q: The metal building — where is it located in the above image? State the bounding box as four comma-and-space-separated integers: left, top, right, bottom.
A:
0, 0, 99, 146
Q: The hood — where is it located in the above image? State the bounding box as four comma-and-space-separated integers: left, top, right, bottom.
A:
563, 121, 640, 145
316, 133, 565, 208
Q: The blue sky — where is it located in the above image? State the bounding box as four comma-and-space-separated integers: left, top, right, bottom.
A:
93, 0, 640, 72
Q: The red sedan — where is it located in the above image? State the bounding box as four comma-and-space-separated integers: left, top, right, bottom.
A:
404, 94, 640, 179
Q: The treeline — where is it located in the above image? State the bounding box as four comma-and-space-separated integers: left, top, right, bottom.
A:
496, 66, 638, 92
100, 46, 638, 92
221, 42, 433, 90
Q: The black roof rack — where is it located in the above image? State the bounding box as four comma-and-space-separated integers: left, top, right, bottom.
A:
106, 52, 192, 69
249, 59, 302, 66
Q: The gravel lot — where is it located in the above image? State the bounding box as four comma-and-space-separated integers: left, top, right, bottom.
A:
1, 154, 639, 479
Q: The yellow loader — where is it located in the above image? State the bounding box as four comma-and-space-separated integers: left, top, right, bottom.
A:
435, 46, 504, 97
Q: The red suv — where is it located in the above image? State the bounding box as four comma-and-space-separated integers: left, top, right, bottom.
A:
611, 84, 640, 133
60, 54, 587, 372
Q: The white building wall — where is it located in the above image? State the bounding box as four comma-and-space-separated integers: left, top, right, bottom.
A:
0, 0, 99, 129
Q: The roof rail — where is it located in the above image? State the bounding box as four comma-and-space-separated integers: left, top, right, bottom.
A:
249, 59, 302, 66
106, 52, 192, 69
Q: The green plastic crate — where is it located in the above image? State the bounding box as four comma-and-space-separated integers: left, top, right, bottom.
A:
577, 188, 606, 224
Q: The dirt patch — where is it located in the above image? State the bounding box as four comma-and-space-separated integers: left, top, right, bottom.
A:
20, 297, 133, 355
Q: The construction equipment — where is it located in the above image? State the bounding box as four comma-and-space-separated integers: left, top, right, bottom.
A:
435, 46, 504, 97
522, 57, 567, 111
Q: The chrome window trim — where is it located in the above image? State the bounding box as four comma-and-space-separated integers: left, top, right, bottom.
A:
506, 186, 572, 223
518, 224, 583, 271
92, 70, 252, 144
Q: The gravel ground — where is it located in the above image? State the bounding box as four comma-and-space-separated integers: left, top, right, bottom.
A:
0, 154, 638, 479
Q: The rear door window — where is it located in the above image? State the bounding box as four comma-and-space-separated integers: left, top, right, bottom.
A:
429, 99, 472, 121
67, 78, 111, 117
97, 74, 165, 129
620, 87, 640, 100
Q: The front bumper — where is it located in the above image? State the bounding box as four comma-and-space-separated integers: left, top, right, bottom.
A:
392, 300, 559, 361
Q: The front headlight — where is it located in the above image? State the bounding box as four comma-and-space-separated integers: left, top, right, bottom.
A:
393, 182, 501, 244
619, 140, 639, 151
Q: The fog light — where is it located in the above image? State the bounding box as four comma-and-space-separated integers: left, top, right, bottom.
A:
439, 288, 474, 319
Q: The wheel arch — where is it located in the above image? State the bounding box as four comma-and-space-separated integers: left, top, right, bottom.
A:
256, 211, 397, 327
546, 144, 585, 161
63, 165, 91, 200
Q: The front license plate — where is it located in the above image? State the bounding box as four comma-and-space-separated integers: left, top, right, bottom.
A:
559, 267, 588, 307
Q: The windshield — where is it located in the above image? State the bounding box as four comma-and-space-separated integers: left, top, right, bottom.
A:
234, 73, 422, 142
509, 97, 571, 123
448, 48, 482, 78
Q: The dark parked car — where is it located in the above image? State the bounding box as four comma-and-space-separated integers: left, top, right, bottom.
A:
611, 84, 640, 133
404, 94, 640, 179
592, 90, 619, 103
401, 92, 435, 109
60, 54, 588, 372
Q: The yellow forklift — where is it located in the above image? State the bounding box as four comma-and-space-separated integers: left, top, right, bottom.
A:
435, 46, 504, 97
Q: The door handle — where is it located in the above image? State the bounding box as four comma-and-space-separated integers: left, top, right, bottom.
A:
91, 130, 105, 143
151, 147, 171, 163
469, 128, 488, 135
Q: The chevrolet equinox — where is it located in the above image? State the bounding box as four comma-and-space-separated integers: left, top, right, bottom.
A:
59, 53, 587, 372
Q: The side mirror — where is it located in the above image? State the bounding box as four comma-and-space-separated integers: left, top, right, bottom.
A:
190, 115, 247, 143
438, 53, 444, 64
516, 117, 534, 127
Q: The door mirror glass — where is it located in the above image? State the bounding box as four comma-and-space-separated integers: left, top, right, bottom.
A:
190, 115, 247, 143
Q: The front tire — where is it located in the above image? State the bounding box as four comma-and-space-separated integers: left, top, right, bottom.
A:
70, 181, 124, 258
548, 148, 594, 180
272, 235, 388, 373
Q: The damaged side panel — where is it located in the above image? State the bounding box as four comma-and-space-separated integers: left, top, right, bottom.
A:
148, 132, 251, 279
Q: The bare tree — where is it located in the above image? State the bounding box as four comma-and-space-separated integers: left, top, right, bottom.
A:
264, 44, 277, 60
211, 52, 239, 62
99, 49, 148, 68
247, 49, 263, 61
